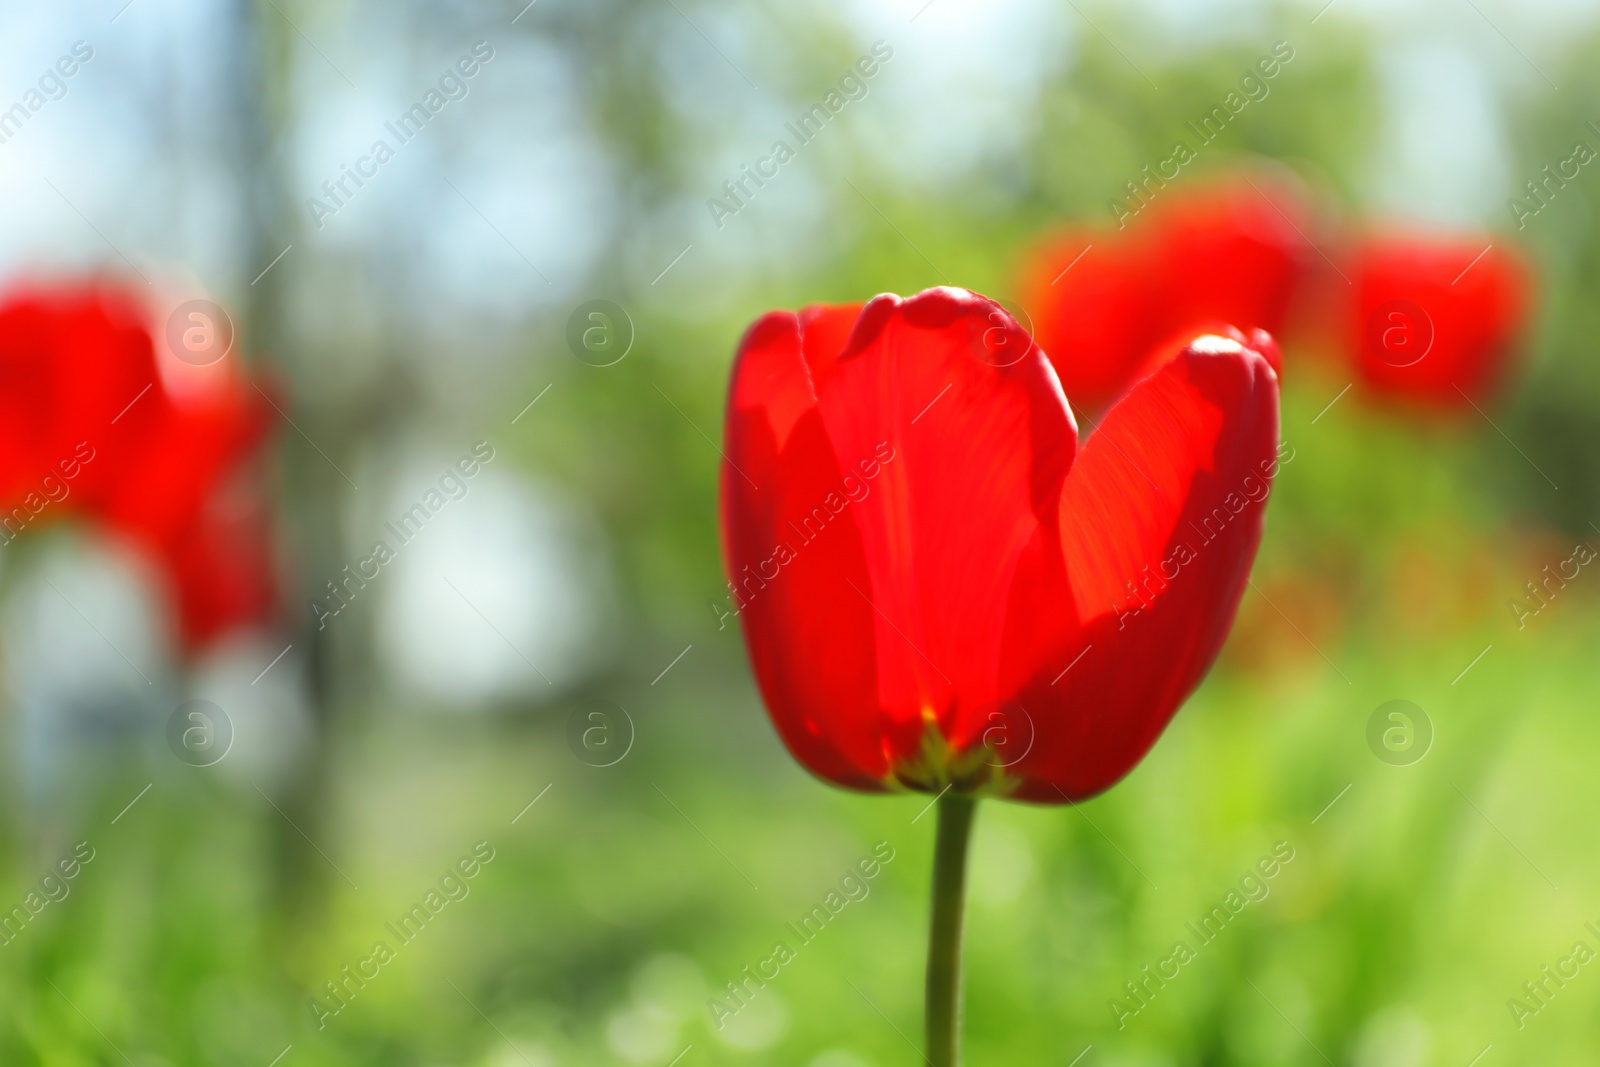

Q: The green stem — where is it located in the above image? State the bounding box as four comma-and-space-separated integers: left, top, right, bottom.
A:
926, 793, 977, 1067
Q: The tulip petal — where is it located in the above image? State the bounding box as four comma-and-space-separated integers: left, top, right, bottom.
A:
721, 305, 893, 790
1005, 332, 1281, 801
806, 288, 1077, 781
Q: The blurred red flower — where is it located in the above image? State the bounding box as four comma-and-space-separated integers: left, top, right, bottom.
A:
156, 459, 279, 650
1341, 234, 1532, 408
720, 287, 1281, 801
1018, 175, 1310, 415
0, 282, 277, 651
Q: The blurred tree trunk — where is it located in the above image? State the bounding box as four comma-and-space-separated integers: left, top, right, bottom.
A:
232, 0, 346, 967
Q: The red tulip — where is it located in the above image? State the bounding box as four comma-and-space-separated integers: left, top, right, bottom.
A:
1019, 176, 1310, 414
1016, 230, 1148, 412
0, 282, 278, 651
1342, 234, 1531, 408
720, 287, 1282, 802
154, 460, 279, 649
0, 285, 152, 518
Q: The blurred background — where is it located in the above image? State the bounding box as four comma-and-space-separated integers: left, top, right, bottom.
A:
2, 0, 1599, 1063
